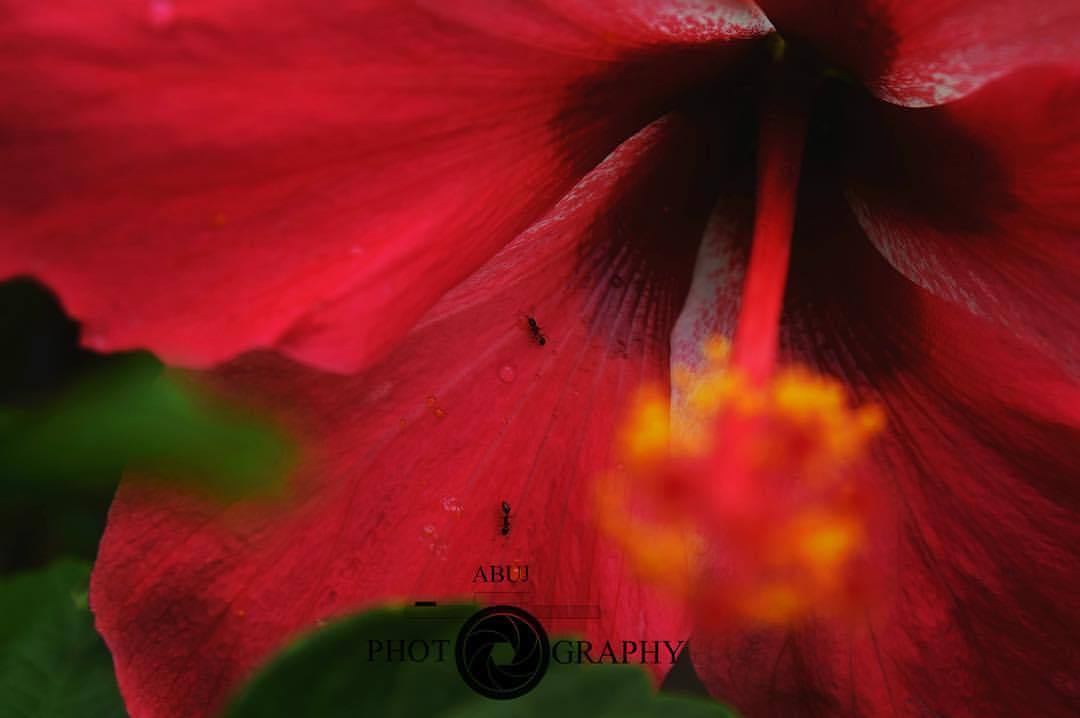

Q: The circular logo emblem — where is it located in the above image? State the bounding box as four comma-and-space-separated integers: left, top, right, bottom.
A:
455, 605, 550, 700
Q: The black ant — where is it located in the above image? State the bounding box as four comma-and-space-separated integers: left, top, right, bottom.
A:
500, 500, 512, 536
526, 316, 547, 346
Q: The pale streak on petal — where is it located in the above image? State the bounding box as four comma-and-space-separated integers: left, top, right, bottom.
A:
644, 0, 775, 40
670, 200, 749, 437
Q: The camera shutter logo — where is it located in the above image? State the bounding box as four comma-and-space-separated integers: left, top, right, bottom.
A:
454, 605, 550, 699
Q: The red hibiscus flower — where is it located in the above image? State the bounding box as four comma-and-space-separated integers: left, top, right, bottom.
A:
2, 1, 1077, 717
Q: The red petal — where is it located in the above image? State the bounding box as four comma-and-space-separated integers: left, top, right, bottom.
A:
90, 115, 725, 718
0, 0, 761, 371
757, 0, 1080, 106
846, 67, 1080, 370
688, 196, 1080, 715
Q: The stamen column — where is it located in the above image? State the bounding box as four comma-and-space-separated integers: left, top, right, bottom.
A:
732, 56, 812, 384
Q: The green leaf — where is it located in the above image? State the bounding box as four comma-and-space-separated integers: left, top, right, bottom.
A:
0, 355, 294, 499
226, 605, 737, 718
0, 560, 126, 718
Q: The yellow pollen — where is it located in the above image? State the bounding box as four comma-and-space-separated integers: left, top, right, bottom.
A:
739, 583, 803, 623
596, 335, 885, 625
618, 387, 671, 465
594, 473, 694, 595
803, 518, 858, 565
702, 335, 731, 363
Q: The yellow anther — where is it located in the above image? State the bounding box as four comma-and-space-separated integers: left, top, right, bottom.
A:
739, 583, 803, 624
789, 510, 862, 574
618, 387, 671, 465
593, 472, 693, 595
597, 335, 885, 625
702, 336, 732, 364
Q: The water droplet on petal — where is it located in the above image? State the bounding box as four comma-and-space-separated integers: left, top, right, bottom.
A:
233, 608, 246, 618
432, 407, 446, 418
441, 496, 463, 516
499, 365, 516, 383
419, 524, 449, 557
426, 395, 437, 407
399, 418, 408, 429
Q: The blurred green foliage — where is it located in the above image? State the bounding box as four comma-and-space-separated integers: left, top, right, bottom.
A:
0, 354, 294, 497
0, 278, 293, 574
227, 605, 735, 718
0, 560, 126, 717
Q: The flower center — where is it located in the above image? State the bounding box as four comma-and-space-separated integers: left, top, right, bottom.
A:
596, 46, 886, 626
